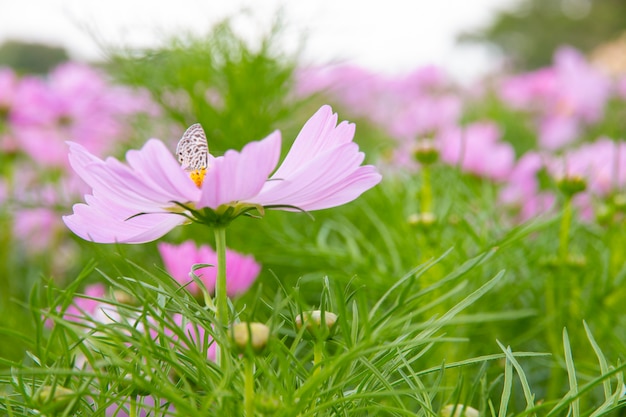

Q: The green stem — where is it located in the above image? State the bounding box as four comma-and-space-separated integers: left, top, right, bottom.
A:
313, 339, 323, 376
214, 226, 229, 368
420, 165, 433, 214
558, 196, 572, 263
129, 396, 137, 417
244, 357, 255, 416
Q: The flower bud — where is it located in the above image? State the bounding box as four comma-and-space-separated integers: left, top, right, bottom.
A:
117, 373, 153, 397
557, 175, 586, 197
34, 385, 75, 413
230, 322, 270, 354
256, 393, 281, 414
113, 290, 138, 306
407, 212, 436, 227
295, 310, 338, 340
413, 140, 439, 165
440, 404, 479, 417
613, 193, 626, 210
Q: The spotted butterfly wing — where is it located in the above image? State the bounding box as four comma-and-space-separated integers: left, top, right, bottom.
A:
176, 123, 208, 171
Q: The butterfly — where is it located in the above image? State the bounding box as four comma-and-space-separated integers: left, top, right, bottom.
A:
176, 123, 209, 171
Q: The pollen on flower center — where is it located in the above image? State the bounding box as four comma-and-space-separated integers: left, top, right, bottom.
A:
189, 168, 206, 188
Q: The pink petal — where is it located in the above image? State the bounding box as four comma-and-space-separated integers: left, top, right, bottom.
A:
63, 195, 186, 243
271, 105, 354, 179
253, 106, 381, 210
198, 131, 281, 209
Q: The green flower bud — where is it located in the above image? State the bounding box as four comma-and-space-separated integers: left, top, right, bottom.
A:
113, 290, 139, 306
230, 322, 270, 354
34, 385, 75, 414
613, 193, 626, 210
295, 310, 338, 340
557, 175, 586, 197
256, 393, 281, 414
440, 404, 479, 417
414, 140, 439, 165
407, 212, 436, 227
117, 373, 153, 397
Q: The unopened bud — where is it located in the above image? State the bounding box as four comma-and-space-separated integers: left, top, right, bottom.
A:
407, 212, 436, 227
440, 404, 479, 417
34, 385, 75, 413
113, 290, 138, 306
295, 310, 338, 340
414, 140, 439, 165
256, 393, 281, 414
613, 193, 626, 210
230, 322, 270, 354
117, 374, 152, 397
557, 175, 586, 197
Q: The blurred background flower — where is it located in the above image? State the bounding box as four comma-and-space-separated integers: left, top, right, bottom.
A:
158, 241, 260, 297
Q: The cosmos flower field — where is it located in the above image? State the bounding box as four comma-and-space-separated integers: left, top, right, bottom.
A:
1, 27, 626, 416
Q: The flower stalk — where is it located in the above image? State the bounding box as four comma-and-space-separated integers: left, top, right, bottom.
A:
244, 357, 255, 416
313, 339, 324, 376
421, 165, 433, 215
214, 226, 229, 367
558, 195, 573, 263
129, 396, 137, 417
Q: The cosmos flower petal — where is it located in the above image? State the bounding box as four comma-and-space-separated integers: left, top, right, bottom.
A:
63, 194, 187, 244
68, 140, 200, 206
124, 139, 201, 201
198, 131, 281, 209
254, 107, 381, 210
271, 105, 354, 179
292, 166, 383, 211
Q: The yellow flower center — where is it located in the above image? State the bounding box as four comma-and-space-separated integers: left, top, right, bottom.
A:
189, 168, 207, 188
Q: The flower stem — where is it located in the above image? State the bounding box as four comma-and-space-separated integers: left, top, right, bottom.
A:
420, 165, 433, 214
244, 357, 255, 416
313, 339, 323, 376
558, 195, 573, 263
214, 226, 229, 367
129, 396, 137, 417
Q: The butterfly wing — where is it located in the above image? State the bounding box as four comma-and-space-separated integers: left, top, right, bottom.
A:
176, 123, 208, 171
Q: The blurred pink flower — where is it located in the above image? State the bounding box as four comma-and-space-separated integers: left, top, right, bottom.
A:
439, 122, 515, 181
537, 115, 580, 150
166, 313, 216, 360
10, 62, 157, 168
48, 283, 107, 326
499, 46, 611, 150
0, 67, 18, 109
106, 396, 172, 417
549, 138, 626, 196
389, 94, 462, 140
295, 64, 461, 143
13, 207, 60, 253
0, 68, 21, 151
499, 152, 556, 221
105, 314, 212, 416
63, 105, 382, 243
158, 241, 260, 297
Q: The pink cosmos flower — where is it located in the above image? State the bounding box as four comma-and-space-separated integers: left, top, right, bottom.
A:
562, 139, 626, 195
166, 313, 216, 360
63, 105, 382, 243
11, 63, 158, 168
499, 47, 611, 150
438, 122, 515, 181
158, 241, 260, 297
44, 283, 107, 328
13, 207, 60, 254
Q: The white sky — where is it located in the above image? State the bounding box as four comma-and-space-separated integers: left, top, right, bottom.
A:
0, 0, 519, 82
